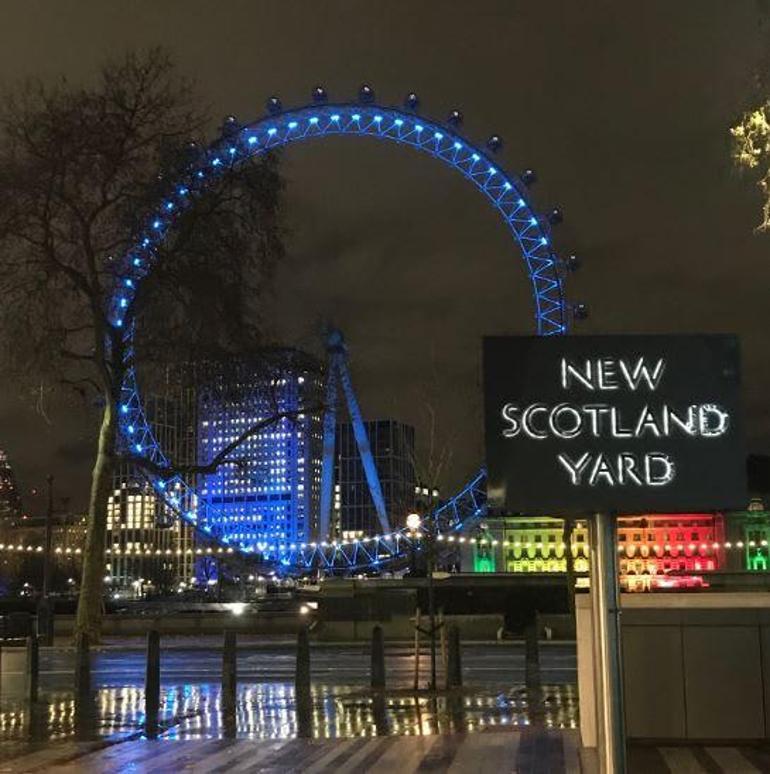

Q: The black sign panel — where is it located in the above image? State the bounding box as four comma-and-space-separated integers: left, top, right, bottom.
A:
483, 335, 746, 514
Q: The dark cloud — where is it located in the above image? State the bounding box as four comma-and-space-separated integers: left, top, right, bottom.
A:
1, 1, 768, 513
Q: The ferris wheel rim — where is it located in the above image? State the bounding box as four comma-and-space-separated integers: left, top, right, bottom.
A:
109, 97, 572, 565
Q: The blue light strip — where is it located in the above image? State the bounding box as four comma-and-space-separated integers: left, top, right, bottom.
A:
109, 100, 569, 569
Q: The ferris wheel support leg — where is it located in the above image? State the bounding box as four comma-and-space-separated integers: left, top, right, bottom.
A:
337, 357, 391, 534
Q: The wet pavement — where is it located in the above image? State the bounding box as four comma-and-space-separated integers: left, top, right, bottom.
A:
3, 642, 768, 771
0, 642, 578, 753
0, 683, 578, 743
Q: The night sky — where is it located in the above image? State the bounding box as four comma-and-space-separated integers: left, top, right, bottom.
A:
1, 1, 769, 515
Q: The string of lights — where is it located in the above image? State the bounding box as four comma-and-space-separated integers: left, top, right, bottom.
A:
3, 538, 765, 557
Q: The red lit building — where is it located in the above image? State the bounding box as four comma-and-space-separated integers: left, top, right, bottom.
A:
617, 513, 725, 577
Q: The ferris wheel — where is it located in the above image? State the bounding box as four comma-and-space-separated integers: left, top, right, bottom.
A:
110, 85, 584, 571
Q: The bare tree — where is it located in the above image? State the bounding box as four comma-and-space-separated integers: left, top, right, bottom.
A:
0, 49, 289, 640
406, 345, 461, 502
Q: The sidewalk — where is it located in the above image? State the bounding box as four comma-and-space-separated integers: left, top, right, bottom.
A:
0, 729, 590, 773
2, 735, 769, 773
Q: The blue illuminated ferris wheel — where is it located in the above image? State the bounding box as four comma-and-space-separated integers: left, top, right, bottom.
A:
109, 86, 582, 571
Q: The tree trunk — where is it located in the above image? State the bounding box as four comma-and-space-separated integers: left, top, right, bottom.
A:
74, 399, 117, 643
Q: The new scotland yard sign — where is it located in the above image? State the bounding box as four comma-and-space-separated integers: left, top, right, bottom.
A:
483, 335, 746, 514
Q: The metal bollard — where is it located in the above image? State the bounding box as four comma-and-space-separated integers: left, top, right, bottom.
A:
525, 621, 541, 690
26, 636, 39, 702
36, 598, 54, 647
145, 630, 161, 738
446, 625, 462, 689
222, 630, 237, 718
74, 632, 90, 698
295, 626, 312, 737
373, 693, 389, 736
370, 625, 386, 689
295, 626, 311, 692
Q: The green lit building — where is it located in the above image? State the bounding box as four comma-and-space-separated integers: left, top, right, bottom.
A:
738, 500, 770, 571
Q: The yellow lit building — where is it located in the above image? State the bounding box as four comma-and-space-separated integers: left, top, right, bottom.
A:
105, 482, 195, 593
468, 516, 590, 575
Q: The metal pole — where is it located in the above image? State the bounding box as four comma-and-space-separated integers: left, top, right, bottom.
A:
446, 624, 462, 689
74, 632, 90, 698
427, 529, 437, 691
222, 630, 237, 718
145, 630, 161, 738
371, 625, 386, 689
36, 475, 55, 647
26, 636, 39, 703
295, 626, 312, 738
594, 512, 626, 774
428, 532, 438, 691
413, 607, 421, 690
295, 626, 311, 692
43, 475, 53, 599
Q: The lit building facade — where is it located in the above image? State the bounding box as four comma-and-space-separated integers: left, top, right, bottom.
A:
105, 482, 195, 592
105, 394, 196, 592
466, 516, 590, 575
335, 419, 417, 536
0, 449, 22, 534
197, 350, 324, 549
737, 500, 770, 571
617, 514, 725, 576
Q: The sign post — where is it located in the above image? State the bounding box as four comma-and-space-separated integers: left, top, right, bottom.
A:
593, 511, 626, 773
483, 334, 747, 773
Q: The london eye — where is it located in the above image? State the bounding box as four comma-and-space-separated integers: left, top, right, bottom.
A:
110, 88, 581, 572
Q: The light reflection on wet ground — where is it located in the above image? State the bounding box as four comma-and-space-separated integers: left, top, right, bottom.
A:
0, 682, 577, 751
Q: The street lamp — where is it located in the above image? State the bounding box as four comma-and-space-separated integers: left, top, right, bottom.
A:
407, 512, 421, 577
36, 474, 55, 645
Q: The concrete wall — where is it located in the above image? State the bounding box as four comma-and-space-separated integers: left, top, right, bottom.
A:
315, 614, 505, 642
622, 603, 770, 740
52, 612, 307, 637
577, 592, 770, 745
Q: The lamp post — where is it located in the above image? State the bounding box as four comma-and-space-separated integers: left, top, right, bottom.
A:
407, 511, 438, 690
407, 511, 420, 577
36, 474, 55, 645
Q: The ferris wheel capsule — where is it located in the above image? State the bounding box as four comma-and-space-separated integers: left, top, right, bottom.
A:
572, 302, 589, 320
359, 84, 375, 103
547, 207, 564, 225
220, 115, 239, 137
565, 254, 581, 272
184, 141, 200, 163
521, 168, 537, 186
487, 135, 503, 153
404, 92, 420, 111
447, 109, 463, 126
312, 85, 328, 103
266, 96, 282, 115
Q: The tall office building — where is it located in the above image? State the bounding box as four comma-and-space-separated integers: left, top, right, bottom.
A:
197, 349, 324, 549
335, 419, 417, 536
